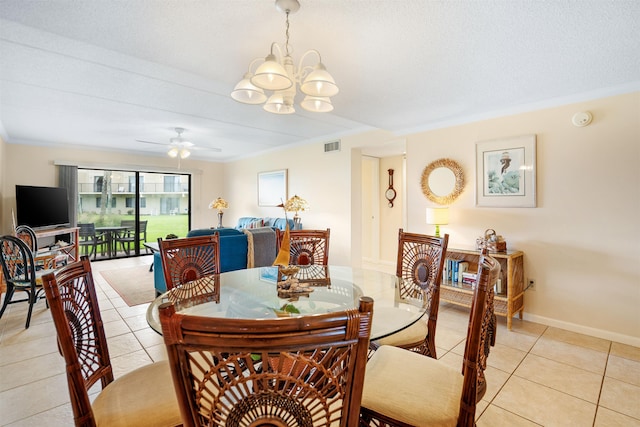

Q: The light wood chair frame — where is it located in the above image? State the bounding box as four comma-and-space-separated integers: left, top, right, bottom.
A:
159, 296, 374, 427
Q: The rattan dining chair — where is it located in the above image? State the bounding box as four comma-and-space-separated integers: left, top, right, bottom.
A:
0, 235, 53, 328
372, 229, 448, 358
360, 249, 500, 427
159, 295, 374, 427
41, 256, 182, 427
278, 228, 330, 265
157, 234, 220, 291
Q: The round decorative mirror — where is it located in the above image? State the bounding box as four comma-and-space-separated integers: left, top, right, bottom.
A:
420, 158, 465, 205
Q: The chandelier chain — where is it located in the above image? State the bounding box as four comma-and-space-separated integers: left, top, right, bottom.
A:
285, 10, 291, 56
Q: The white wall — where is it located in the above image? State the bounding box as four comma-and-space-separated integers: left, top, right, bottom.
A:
404, 92, 639, 345
224, 92, 640, 345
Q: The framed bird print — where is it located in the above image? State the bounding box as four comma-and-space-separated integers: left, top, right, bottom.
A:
475, 135, 537, 207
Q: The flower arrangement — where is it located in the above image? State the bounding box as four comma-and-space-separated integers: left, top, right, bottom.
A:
208, 197, 228, 213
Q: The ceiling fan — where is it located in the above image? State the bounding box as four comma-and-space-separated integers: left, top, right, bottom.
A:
136, 127, 221, 159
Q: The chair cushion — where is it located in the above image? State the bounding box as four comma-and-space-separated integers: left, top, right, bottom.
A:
361, 345, 463, 427
92, 360, 182, 427
376, 318, 429, 347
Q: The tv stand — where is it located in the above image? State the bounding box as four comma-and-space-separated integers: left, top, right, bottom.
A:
34, 226, 79, 263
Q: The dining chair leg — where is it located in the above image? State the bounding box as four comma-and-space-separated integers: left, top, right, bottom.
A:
0, 285, 14, 320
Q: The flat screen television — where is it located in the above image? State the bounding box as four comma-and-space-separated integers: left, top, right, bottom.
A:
15, 185, 71, 230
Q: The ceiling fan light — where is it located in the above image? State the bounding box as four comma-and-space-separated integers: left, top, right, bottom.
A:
167, 147, 179, 158
300, 63, 339, 97
263, 93, 295, 114
251, 54, 293, 91
180, 148, 191, 159
300, 96, 333, 113
231, 74, 268, 104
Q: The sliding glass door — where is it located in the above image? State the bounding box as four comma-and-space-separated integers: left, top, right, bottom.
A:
77, 169, 191, 260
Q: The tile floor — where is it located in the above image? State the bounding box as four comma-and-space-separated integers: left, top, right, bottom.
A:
1, 256, 639, 426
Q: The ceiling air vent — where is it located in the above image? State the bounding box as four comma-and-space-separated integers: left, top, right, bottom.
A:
324, 140, 341, 153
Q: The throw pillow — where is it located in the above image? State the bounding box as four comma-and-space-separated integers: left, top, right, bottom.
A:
248, 219, 264, 229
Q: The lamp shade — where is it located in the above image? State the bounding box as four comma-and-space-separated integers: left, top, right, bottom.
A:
231, 73, 268, 104
209, 197, 229, 212
300, 63, 339, 97
300, 96, 333, 112
251, 54, 293, 91
426, 207, 449, 225
263, 93, 295, 114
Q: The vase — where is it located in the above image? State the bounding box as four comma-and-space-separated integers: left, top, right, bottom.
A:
217, 211, 223, 228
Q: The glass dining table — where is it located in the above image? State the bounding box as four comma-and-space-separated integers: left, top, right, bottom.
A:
146, 265, 428, 341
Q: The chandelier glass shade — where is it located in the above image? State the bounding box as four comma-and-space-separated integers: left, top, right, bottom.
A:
231, 0, 339, 115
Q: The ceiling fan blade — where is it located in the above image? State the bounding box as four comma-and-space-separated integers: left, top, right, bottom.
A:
194, 146, 222, 152
136, 139, 167, 146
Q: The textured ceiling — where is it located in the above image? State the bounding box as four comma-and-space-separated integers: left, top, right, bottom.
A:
0, 0, 638, 162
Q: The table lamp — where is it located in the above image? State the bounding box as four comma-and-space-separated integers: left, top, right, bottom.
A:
209, 197, 228, 228
426, 207, 449, 237
284, 195, 309, 229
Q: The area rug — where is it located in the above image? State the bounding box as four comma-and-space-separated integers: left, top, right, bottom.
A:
100, 265, 155, 306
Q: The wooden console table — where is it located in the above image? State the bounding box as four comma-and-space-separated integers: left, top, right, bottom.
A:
440, 248, 525, 330
34, 226, 79, 263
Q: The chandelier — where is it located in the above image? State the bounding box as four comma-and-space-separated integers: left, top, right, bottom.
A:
231, 0, 339, 114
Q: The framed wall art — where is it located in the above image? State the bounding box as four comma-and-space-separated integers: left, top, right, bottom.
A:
258, 169, 288, 206
475, 135, 537, 207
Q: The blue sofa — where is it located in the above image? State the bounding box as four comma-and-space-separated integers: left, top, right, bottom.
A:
235, 216, 297, 230
153, 221, 290, 295
153, 227, 249, 295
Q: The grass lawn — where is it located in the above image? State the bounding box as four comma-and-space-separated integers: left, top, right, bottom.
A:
77, 213, 190, 255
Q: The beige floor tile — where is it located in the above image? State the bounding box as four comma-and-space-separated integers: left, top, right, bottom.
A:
115, 303, 150, 319
0, 352, 65, 393
134, 326, 165, 348
0, 334, 58, 367
484, 365, 511, 401
486, 343, 528, 374
4, 402, 74, 427
531, 336, 608, 374
102, 318, 131, 338
495, 326, 540, 352
606, 354, 640, 387
514, 353, 603, 403
493, 376, 596, 426
434, 324, 467, 352
106, 332, 144, 358
0, 373, 69, 425
543, 326, 611, 353
611, 341, 640, 362
98, 307, 122, 323
0, 319, 57, 347
477, 404, 541, 426
499, 317, 547, 338
594, 407, 640, 427
122, 313, 151, 331
599, 376, 640, 420
110, 349, 154, 378
145, 343, 169, 362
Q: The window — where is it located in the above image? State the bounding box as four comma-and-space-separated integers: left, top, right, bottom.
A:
96, 197, 116, 208
164, 176, 181, 192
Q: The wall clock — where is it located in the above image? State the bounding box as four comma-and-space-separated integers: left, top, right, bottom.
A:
385, 169, 397, 207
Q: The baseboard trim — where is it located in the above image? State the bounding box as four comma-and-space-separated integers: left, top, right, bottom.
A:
524, 313, 640, 347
